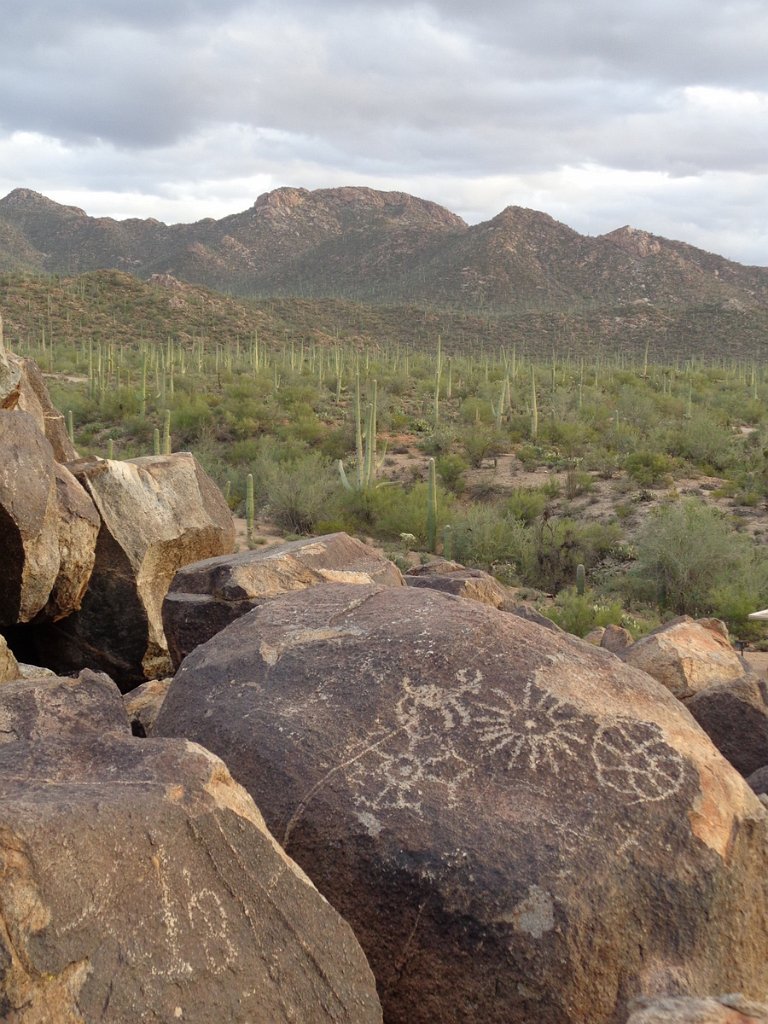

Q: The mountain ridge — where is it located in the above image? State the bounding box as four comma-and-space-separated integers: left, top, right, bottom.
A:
0, 185, 766, 314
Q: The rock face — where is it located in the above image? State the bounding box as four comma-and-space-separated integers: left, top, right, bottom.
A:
621, 617, 744, 699
627, 995, 768, 1023
163, 532, 403, 668
122, 677, 171, 736
155, 583, 768, 1024
0, 670, 382, 1024
41, 463, 100, 622
601, 623, 634, 653
0, 410, 62, 624
687, 676, 768, 777
37, 453, 235, 688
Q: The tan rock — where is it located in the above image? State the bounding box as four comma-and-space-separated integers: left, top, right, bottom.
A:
601, 623, 634, 653
0, 349, 77, 462
37, 453, 235, 688
621, 617, 744, 699
0, 409, 61, 625
584, 627, 606, 645
122, 677, 172, 736
0, 670, 382, 1023
0, 634, 19, 683
405, 562, 508, 608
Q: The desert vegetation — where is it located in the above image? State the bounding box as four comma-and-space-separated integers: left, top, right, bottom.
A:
4, 268, 768, 643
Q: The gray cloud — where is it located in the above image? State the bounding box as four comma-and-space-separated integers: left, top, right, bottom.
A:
0, 0, 766, 263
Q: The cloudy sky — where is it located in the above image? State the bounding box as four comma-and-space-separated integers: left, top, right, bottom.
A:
1, 0, 766, 264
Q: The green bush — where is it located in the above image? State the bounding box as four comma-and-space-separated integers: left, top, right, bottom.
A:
545, 590, 625, 638
624, 450, 674, 487
623, 498, 768, 617
252, 452, 339, 534
506, 487, 548, 524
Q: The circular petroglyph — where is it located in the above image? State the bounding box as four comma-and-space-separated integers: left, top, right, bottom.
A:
591, 720, 687, 804
475, 679, 593, 775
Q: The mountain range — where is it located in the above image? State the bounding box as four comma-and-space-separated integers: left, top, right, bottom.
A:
1, 186, 767, 315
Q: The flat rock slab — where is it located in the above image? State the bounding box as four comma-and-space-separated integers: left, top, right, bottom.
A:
163, 531, 403, 667
155, 583, 768, 1024
621, 617, 745, 699
0, 671, 382, 1024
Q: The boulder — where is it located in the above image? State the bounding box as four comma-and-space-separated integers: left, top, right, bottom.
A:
123, 676, 172, 736
155, 583, 768, 1024
36, 453, 235, 688
0, 670, 382, 1024
405, 562, 508, 608
584, 627, 606, 645
627, 995, 768, 1023
37, 463, 100, 622
0, 346, 76, 463
687, 676, 768, 777
163, 531, 403, 668
601, 623, 634, 653
0, 634, 19, 683
746, 765, 768, 796
621, 617, 745, 699
0, 410, 61, 625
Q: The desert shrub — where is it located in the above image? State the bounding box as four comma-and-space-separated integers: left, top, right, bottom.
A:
671, 413, 734, 471
506, 487, 548, 524
341, 481, 452, 545
458, 425, 505, 468
545, 590, 625, 638
624, 450, 674, 487
623, 498, 768, 617
517, 518, 623, 594
448, 504, 524, 571
252, 451, 339, 534
436, 453, 468, 493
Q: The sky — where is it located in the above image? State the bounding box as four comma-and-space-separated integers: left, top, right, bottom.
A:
1, 0, 767, 266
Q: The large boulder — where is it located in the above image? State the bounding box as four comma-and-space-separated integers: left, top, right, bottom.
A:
621, 617, 745, 699
36, 453, 235, 688
155, 583, 768, 1024
0, 410, 62, 625
163, 531, 403, 668
686, 675, 768, 777
627, 995, 768, 1023
0, 670, 382, 1024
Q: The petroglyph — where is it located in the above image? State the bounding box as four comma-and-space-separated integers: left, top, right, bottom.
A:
475, 679, 592, 775
340, 671, 687, 816
346, 668, 484, 813
592, 720, 686, 804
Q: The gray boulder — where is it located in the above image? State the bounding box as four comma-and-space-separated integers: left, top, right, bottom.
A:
687, 675, 768, 777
